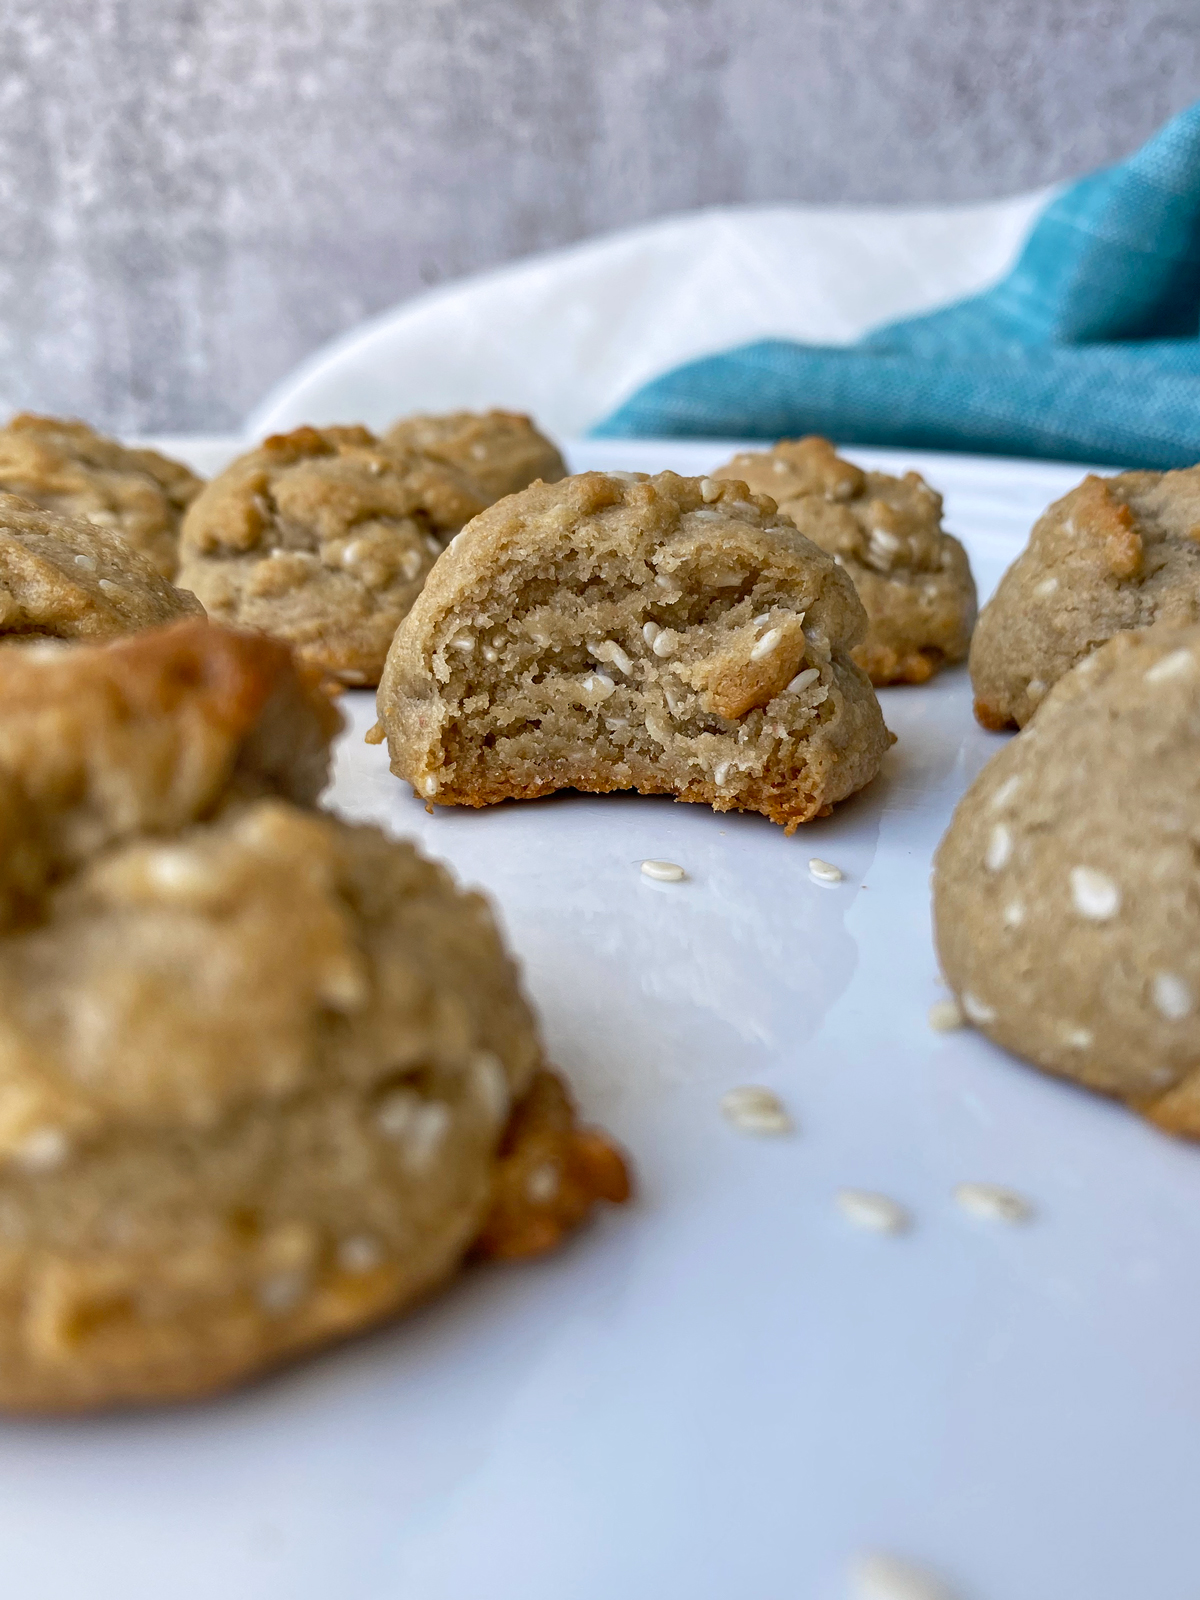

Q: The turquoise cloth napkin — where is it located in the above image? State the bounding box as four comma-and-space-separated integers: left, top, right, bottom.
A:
593, 102, 1200, 467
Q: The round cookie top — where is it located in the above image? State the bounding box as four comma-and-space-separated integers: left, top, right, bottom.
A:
969, 467, 1200, 729
384, 409, 567, 503
0, 414, 204, 579
933, 622, 1200, 1134
177, 425, 488, 686
0, 492, 203, 642
715, 437, 976, 685
378, 469, 891, 832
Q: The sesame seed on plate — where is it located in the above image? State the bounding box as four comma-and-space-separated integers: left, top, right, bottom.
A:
720, 1085, 793, 1135
836, 1189, 911, 1234
850, 1551, 959, 1600
641, 859, 685, 882
927, 998, 964, 1032
808, 858, 843, 885
953, 1182, 1033, 1224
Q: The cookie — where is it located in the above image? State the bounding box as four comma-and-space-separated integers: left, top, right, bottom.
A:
714, 437, 976, 686
0, 414, 203, 579
176, 425, 487, 686
384, 409, 566, 503
970, 468, 1200, 729
0, 492, 203, 643
933, 623, 1200, 1135
0, 626, 628, 1409
376, 471, 892, 833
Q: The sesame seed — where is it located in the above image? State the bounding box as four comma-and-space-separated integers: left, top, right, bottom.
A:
472, 1050, 510, 1121
786, 667, 820, 693
450, 632, 475, 652
953, 1181, 1033, 1224
482, 645, 499, 662
1026, 678, 1047, 701
989, 774, 1022, 811
606, 640, 633, 675
836, 1189, 910, 1234
14, 1126, 69, 1173
98, 578, 121, 596
699, 478, 721, 503
405, 1102, 452, 1171
713, 760, 731, 785
341, 538, 367, 568
608, 470, 643, 483
850, 1551, 958, 1600
960, 991, 996, 1025
749, 626, 783, 660
420, 774, 439, 797
338, 1234, 384, 1274
1062, 1024, 1093, 1048
1003, 900, 1025, 928
869, 527, 901, 554
752, 612, 771, 626
74, 552, 97, 571
375, 1088, 419, 1138
257, 1270, 309, 1314
525, 1162, 560, 1203
808, 858, 843, 885
582, 671, 615, 699
641, 859, 685, 882
642, 620, 660, 647
652, 629, 678, 657
928, 998, 964, 1032
1069, 865, 1121, 920
772, 458, 789, 475
984, 823, 1012, 872
1146, 648, 1195, 684
1153, 972, 1194, 1021
720, 1085, 793, 1135
654, 573, 676, 590
1034, 576, 1059, 598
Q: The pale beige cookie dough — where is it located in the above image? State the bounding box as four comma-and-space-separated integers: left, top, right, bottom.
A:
934, 623, 1200, 1136
177, 425, 487, 686
384, 409, 566, 503
970, 468, 1200, 729
0, 623, 628, 1410
377, 471, 892, 833
0, 413, 204, 579
715, 436, 976, 686
0, 492, 203, 644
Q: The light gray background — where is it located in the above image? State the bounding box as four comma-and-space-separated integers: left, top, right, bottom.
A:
0, 0, 1197, 433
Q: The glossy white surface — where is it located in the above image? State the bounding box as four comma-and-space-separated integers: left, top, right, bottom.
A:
1, 443, 1196, 1600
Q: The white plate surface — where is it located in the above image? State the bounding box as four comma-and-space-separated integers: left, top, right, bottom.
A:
2, 443, 1196, 1600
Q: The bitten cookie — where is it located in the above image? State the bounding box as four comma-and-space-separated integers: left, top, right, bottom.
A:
376, 471, 892, 833
715, 437, 976, 686
933, 623, 1200, 1135
384, 409, 567, 503
0, 413, 203, 578
0, 492, 203, 643
177, 425, 487, 685
970, 468, 1200, 729
0, 623, 628, 1410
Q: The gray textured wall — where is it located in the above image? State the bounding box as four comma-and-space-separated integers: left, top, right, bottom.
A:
0, 0, 1197, 434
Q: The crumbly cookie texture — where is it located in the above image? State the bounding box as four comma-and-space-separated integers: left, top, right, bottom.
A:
0, 491, 203, 643
933, 623, 1200, 1135
970, 468, 1200, 729
384, 410, 567, 503
0, 624, 628, 1410
176, 425, 487, 686
715, 437, 976, 686
377, 471, 892, 833
0, 414, 203, 579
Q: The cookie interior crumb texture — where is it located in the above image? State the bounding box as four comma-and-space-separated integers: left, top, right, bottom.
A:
176, 425, 488, 687
714, 436, 977, 687
0, 620, 630, 1410
0, 491, 204, 642
0, 414, 203, 580
383, 409, 567, 504
970, 468, 1200, 729
377, 471, 893, 834
934, 622, 1200, 1134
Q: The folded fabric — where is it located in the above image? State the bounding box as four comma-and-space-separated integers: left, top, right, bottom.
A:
595, 101, 1200, 468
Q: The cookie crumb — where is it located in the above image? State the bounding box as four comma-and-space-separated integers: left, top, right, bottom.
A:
720, 1085, 793, 1135
953, 1181, 1033, 1224
363, 720, 385, 745
836, 1189, 910, 1234
641, 859, 685, 883
927, 998, 964, 1031
808, 857, 843, 885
